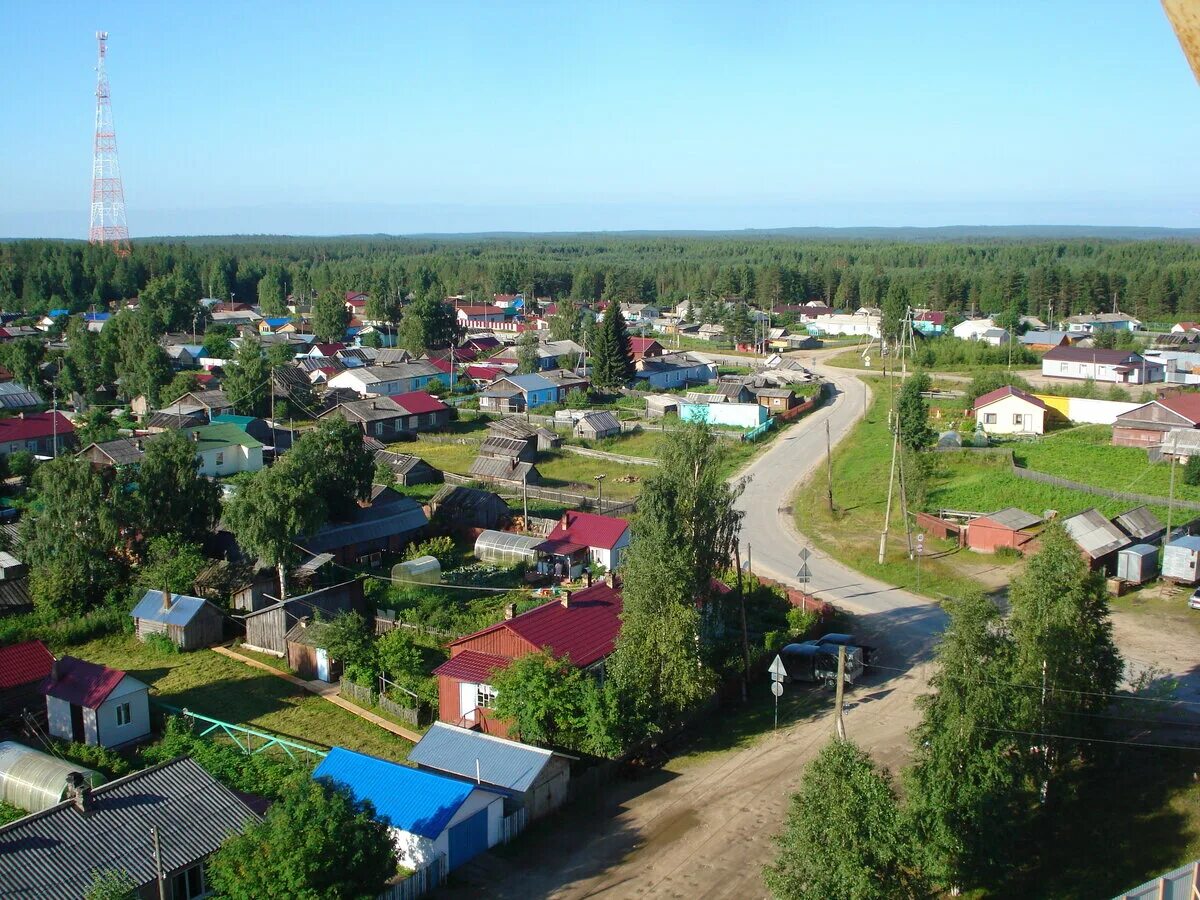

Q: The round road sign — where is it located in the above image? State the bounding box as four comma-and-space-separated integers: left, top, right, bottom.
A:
771, 681, 784, 697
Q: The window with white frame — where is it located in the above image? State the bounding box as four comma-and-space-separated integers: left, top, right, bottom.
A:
1060, 363, 1068, 373
476, 684, 497, 709
1013, 414, 1023, 425
984, 413, 997, 424
115, 702, 131, 726
215, 451, 224, 466
374, 421, 384, 436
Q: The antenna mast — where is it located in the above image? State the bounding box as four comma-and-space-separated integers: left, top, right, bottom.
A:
89, 32, 131, 255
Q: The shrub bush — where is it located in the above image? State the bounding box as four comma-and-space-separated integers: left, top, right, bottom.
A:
1185, 456, 1200, 487
763, 629, 789, 653
142, 632, 180, 656
404, 535, 456, 566
56, 741, 135, 779
786, 606, 820, 638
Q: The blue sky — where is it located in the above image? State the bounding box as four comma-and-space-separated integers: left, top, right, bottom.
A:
1, 0, 1197, 236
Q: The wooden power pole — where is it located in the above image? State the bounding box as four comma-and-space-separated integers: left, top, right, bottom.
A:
834, 644, 847, 740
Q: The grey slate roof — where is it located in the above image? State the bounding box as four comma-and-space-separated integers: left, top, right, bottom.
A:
301, 493, 428, 554
145, 411, 206, 431
0, 577, 32, 615
480, 435, 531, 458
374, 449, 440, 477
0, 756, 258, 900
80, 438, 145, 466
469, 455, 538, 483
576, 411, 620, 434
408, 721, 556, 793
321, 397, 408, 424
1062, 508, 1131, 559
0, 382, 42, 409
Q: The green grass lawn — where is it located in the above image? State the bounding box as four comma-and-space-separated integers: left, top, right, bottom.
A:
1011, 425, 1200, 505
70, 635, 412, 760
405, 436, 483, 474
579, 428, 669, 459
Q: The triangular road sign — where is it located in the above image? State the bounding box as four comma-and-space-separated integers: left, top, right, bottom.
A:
768, 655, 788, 680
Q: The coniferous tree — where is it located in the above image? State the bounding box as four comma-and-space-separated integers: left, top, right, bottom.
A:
896, 371, 935, 451
311, 289, 349, 342
222, 338, 271, 417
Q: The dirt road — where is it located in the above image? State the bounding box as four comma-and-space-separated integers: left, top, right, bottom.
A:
440, 351, 942, 898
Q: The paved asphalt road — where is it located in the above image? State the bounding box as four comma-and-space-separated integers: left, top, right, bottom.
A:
734, 352, 948, 666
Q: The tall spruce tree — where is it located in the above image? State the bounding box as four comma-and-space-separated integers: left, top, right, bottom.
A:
591, 303, 633, 389
312, 289, 349, 342
896, 371, 935, 451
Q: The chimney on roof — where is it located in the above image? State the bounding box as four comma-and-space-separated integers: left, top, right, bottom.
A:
161, 588, 172, 612
66, 771, 91, 813
504, 602, 517, 620
560, 591, 571, 609
49, 659, 60, 684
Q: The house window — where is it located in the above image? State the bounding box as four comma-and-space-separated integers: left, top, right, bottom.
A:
374, 421, 384, 436
115, 702, 131, 726
1013, 414, 1023, 426
171, 864, 206, 900
215, 451, 224, 466
1059, 363, 1068, 373
476, 684, 497, 709
984, 413, 997, 424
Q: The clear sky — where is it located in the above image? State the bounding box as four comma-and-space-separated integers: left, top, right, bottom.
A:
1, 0, 1198, 237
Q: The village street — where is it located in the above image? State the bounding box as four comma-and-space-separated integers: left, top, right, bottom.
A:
441, 352, 947, 898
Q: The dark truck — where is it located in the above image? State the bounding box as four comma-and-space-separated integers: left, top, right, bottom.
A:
805, 633, 876, 667
777, 640, 865, 687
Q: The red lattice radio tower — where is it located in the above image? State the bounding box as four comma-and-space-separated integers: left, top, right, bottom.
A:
89, 31, 131, 254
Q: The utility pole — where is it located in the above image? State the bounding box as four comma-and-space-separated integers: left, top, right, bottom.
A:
51, 387, 58, 459
522, 469, 529, 526
825, 419, 834, 513
594, 474, 605, 511
1167, 449, 1178, 542
878, 411, 899, 564
734, 543, 750, 702
834, 644, 847, 740
151, 826, 167, 900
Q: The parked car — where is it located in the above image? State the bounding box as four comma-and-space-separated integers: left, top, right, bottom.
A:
805, 633, 876, 667
778, 642, 865, 687
1189, 588, 1200, 610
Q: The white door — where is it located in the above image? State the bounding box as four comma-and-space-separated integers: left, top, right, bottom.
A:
316, 648, 329, 682
1022, 414, 1032, 433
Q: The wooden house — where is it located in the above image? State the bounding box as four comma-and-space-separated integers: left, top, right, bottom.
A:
1112, 394, 1200, 449
241, 580, 365, 657
965, 508, 1042, 554
130, 590, 224, 651
77, 438, 145, 470
284, 618, 342, 682
574, 411, 621, 440
756, 388, 798, 415
373, 449, 443, 487
429, 485, 511, 530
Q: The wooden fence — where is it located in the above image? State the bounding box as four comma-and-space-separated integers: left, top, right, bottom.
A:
339, 678, 427, 728
442, 471, 638, 515
500, 807, 528, 844
376, 855, 447, 900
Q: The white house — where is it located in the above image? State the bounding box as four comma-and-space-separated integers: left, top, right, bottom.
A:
41, 657, 150, 748
542, 511, 631, 571
1063, 313, 1141, 334
325, 362, 447, 398
952, 318, 996, 341
1042, 346, 1165, 384
973, 386, 1052, 435
313, 747, 504, 872
806, 313, 880, 338
187, 424, 264, 477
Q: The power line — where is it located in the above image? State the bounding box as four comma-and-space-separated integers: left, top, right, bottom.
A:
977, 724, 1200, 754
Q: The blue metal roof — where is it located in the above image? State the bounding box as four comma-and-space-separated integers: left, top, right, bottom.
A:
1169, 535, 1200, 551
505, 373, 554, 392
48, 309, 69, 318
263, 317, 291, 328
130, 590, 215, 627
408, 722, 554, 794
313, 748, 474, 839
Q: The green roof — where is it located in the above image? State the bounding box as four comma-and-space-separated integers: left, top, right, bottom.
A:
189, 423, 263, 453
210, 414, 255, 427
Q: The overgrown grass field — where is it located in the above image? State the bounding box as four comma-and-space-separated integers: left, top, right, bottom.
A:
1011, 425, 1200, 505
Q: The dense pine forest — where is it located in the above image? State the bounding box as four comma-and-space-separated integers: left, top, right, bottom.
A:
4, 235, 1200, 323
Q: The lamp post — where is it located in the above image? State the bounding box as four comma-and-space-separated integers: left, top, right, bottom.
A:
595, 474, 606, 510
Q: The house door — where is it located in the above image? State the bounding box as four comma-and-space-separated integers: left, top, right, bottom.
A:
316, 648, 330, 682
1022, 414, 1032, 433
70, 703, 85, 743
447, 808, 489, 870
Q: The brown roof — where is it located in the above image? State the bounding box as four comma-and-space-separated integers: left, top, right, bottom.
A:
1042, 346, 1146, 365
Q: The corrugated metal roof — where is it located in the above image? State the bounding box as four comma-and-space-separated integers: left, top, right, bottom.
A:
409, 722, 554, 793
469, 455, 537, 483
0, 756, 258, 900
979, 507, 1042, 532
434, 649, 512, 682
130, 590, 217, 627
1114, 506, 1165, 541
1062, 508, 1131, 559
40, 657, 135, 709
1168, 535, 1200, 552
314, 747, 479, 839
302, 496, 428, 555
0, 640, 53, 690
0, 577, 32, 613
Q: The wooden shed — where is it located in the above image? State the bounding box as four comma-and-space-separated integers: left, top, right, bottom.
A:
574, 411, 621, 440
429, 485, 511, 530
129, 591, 224, 651
373, 449, 443, 487
285, 618, 342, 683
241, 580, 366, 657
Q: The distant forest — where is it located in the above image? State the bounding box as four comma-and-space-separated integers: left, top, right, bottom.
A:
4, 235, 1200, 323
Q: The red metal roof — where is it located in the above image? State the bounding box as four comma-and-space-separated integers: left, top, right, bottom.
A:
421, 357, 453, 374
535, 538, 588, 556
455, 305, 500, 316
507, 581, 623, 668
973, 385, 1050, 412
545, 511, 630, 551
40, 656, 127, 709
434, 650, 512, 682
629, 337, 662, 351
389, 391, 450, 415
0, 412, 75, 442
313, 342, 345, 356
915, 311, 946, 324
1156, 393, 1200, 425
0, 640, 53, 690
1042, 346, 1147, 365
465, 365, 506, 380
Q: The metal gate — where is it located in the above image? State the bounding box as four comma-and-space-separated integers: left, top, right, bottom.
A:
447, 808, 488, 870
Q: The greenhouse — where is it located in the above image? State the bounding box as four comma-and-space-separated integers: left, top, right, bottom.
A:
474, 530, 544, 565
0, 741, 106, 813
391, 555, 441, 585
